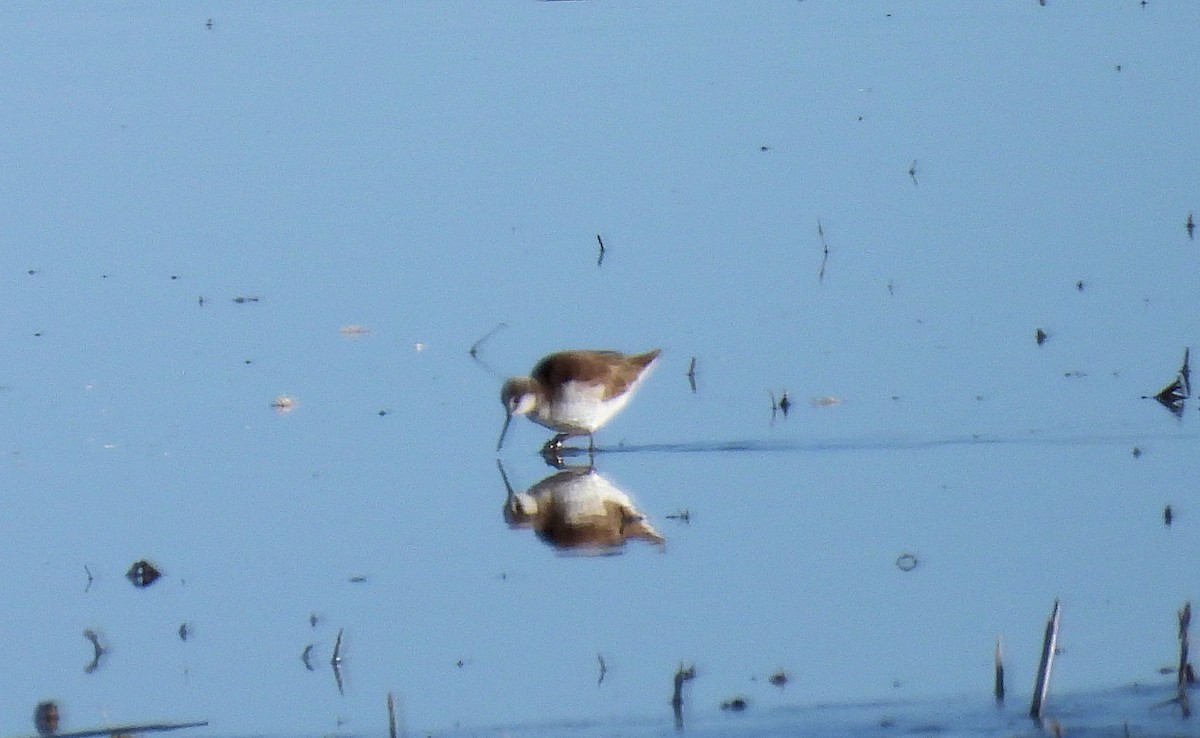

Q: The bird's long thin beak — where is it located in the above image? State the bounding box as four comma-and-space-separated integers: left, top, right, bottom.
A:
496, 412, 513, 452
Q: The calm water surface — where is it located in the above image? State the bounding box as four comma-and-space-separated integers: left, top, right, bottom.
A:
1, 3, 1198, 737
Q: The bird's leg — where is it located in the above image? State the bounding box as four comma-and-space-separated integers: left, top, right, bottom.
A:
541, 433, 569, 453
540, 435, 569, 469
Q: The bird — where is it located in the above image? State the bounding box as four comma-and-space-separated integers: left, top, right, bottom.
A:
497, 349, 660, 453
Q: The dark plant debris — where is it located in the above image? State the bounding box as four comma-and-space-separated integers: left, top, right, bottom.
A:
126, 560, 161, 588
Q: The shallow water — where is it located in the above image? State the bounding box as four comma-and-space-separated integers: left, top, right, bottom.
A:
2, 2, 1199, 737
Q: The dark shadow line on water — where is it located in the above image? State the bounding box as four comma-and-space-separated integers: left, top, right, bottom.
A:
587, 430, 1200, 455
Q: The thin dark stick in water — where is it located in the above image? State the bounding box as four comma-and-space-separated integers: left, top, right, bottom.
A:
817, 219, 830, 283
686, 357, 697, 393
1179, 601, 1193, 717
1030, 599, 1060, 719
35, 720, 208, 738
468, 323, 507, 359
671, 663, 695, 731
994, 637, 1005, 703
596, 234, 606, 267
83, 629, 105, 674
387, 692, 398, 738
331, 628, 345, 695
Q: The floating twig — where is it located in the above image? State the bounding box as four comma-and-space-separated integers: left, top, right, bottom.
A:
1165, 505, 1174, 527
671, 663, 696, 731
686, 356, 698, 394
331, 628, 345, 695
301, 644, 315, 671
83, 629, 105, 674
908, 159, 918, 186
817, 219, 830, 283
1030, 599, 1060, 720
178, 622, 190, 642
597, 654, 607, 686
995, 637, 1005, 703
1188, 211, 1195, 240
596, 234, 606, 267
83, 565, 93, 593
1036, 328, 1048, 346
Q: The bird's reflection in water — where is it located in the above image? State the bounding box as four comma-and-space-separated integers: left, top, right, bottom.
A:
499, 462, 664, 554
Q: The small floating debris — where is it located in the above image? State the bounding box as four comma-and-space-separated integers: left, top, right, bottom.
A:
348, 575, 368, 584
686, 356, 698, 393
178, 623, 190, 642
1035, 328, 1048, 346
35, 700, 59, 735
720, 697, 748, 712
768, 670, 788, 688
596, 234, 606, 267
1132, 446, 1143, 458
301, 644, 315, 671
1076, 280, 1085, 291
770, 391, 791, 422
338, 325, 370, 338
1188, 211, 1195, 240
1165, 505, 1174, 527
895, 553, 919, 572
1144, 348, 1190, 418
83, 629, 106, 674
270, 395, 297, 414
126, 560, 161, 588
232, 295, 260, 304
666, 509, 691, 524
810, 395, 842, 408
597, 654, 607, 686
83, 565, 93, 593
908, 159, 918, 186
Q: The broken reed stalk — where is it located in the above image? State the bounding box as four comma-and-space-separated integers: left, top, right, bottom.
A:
1179, 602, 1192, 718
671, 663, 695, 732
387, 691, 398, 738
1030, 599, 1061, 720
994, 637, 1005, 703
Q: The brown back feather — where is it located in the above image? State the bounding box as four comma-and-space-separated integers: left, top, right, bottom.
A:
532, 349, 660, 402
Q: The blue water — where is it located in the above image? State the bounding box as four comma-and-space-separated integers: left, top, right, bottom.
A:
2, 2, 1199, 737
